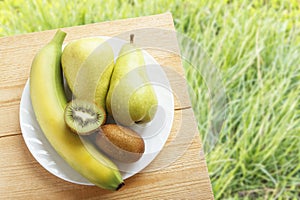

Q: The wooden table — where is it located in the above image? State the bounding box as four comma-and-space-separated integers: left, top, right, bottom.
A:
0, 13, 214, 199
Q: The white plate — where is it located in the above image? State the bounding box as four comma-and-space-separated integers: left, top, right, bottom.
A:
19, 36, 174, 185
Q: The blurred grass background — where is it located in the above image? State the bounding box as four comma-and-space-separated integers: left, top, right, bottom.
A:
1, 0, 299, 199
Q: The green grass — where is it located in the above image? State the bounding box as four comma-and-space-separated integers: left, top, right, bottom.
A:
1, 0, 300, 199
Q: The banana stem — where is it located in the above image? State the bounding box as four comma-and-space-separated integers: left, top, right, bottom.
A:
51, 29, 67, 46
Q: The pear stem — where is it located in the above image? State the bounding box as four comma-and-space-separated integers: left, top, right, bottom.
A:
130, 34, 134, 44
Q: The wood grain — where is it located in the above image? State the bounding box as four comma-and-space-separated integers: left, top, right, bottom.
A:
0, 13, 214, 199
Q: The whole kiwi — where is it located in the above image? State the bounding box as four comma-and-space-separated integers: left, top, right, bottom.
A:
95, 124, 145, 163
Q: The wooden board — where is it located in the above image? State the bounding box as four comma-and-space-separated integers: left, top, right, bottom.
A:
0, 13, 214, 199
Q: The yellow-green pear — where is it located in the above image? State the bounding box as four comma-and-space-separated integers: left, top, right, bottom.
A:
61, 38, 114, 111
106, 34, 158, 126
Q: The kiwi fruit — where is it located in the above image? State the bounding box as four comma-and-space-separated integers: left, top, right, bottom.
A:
64, 99, 106, 135
95, 124, 145, 163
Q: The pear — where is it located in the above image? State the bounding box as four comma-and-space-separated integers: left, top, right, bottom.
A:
106, 34, 158, 126
61, 38, 114, 111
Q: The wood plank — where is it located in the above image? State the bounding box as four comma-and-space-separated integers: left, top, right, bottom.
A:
0, 108, 213, 199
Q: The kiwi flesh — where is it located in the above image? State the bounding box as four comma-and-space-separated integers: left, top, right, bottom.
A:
95, 124, 145, 163
64, 99, 106, 135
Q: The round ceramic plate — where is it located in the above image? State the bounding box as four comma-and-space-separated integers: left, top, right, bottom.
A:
19, 36, 174, 185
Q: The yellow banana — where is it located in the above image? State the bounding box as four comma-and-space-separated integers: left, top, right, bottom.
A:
29, 29, 124, 190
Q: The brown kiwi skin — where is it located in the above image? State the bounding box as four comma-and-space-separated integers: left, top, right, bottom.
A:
95, 124, 145, 163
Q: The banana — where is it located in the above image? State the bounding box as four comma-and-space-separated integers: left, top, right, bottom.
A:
29, 29, 124, 190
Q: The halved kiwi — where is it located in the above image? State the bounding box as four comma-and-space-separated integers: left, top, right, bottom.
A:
64, 99, 106, 135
